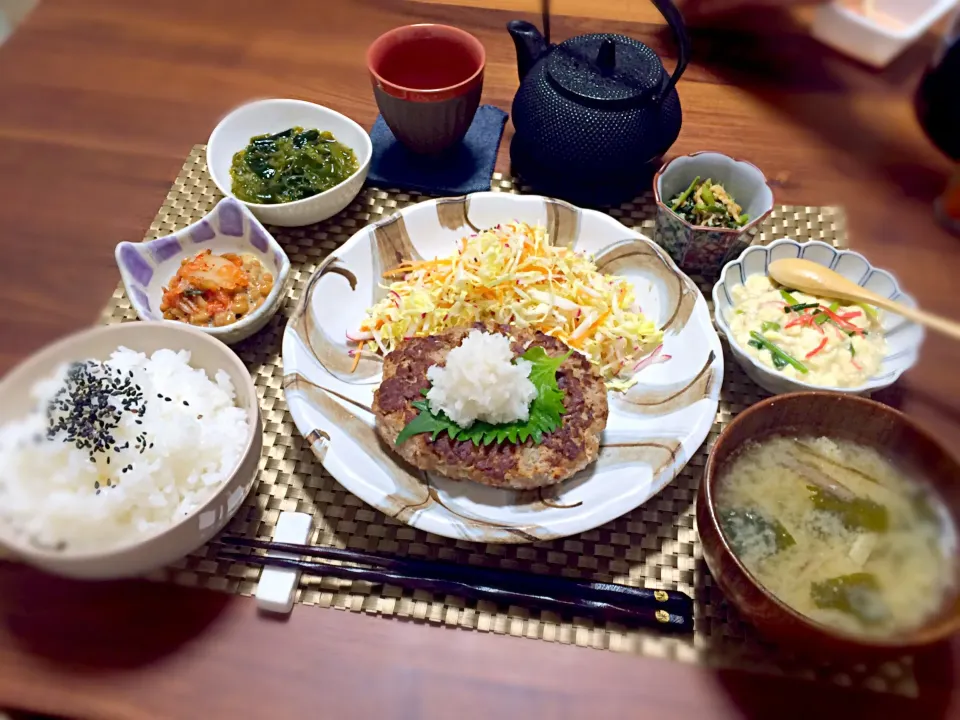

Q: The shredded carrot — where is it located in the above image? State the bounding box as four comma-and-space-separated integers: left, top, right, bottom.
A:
805, 337, 828, 358
349, 341, 364, 373
818, 306, 864, 335
785, 312, 824, 334
569, 310, 611, 348
354, 222, 662, 386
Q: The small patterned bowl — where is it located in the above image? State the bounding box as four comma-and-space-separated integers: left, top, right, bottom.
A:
115, 197, 291, 345
712, 239, 923, 395
653, 152, 774, 274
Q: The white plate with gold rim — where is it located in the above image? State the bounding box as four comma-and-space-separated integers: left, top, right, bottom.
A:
281, 192, 723, 543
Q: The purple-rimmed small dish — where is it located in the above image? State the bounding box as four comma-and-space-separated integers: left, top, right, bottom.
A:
653, 152, 774, 275
115, 197, 291, 345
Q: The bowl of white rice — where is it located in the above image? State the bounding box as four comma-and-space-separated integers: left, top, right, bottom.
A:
0, 322, 261, 579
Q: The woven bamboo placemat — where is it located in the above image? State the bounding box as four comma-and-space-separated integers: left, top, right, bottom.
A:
104, 146, 914, 696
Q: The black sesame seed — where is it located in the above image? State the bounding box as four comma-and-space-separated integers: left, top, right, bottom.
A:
94, 481, 100, 489
183, 400, 189, 406
43, 360, 147, 462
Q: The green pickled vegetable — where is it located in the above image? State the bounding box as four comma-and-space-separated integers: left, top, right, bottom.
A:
230, 126, 359, 204
671, 176, 700, 211
811, 573, 888, 625
668, 177, 744, 229
761, 321, 781, 332
697, 203, 728, 214
749, 331, 809, 374
813, 301, 841, 326
779, 289, 800, 305
808, 486, 889, 532
719, 507, 795, 558
700, 180, 716, 206
783, 302, 820, 313
856, 302, 879, 321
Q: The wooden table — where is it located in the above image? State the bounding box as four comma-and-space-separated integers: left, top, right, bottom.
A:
0, 1, 958, 717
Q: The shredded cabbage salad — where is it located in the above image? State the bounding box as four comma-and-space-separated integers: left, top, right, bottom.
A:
349, 222, 664, 388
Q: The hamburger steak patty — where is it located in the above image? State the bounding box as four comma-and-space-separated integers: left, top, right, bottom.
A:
372, 325, 608, 489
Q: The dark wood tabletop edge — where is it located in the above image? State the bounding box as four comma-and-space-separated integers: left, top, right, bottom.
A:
1, 0, 960, 717
0, 562, 956, 720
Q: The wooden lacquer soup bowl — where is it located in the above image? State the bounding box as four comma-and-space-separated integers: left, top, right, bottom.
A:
697, 392, 960, 658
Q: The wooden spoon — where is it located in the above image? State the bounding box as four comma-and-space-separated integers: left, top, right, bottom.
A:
768, 257, 960, 341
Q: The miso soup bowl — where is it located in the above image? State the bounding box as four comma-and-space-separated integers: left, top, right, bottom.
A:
698, 392, 960, 658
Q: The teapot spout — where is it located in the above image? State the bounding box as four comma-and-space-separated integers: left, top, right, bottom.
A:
508, 20, 549, 81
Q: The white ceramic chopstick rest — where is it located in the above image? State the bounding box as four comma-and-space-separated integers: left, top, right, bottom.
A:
254, 511, 313, 614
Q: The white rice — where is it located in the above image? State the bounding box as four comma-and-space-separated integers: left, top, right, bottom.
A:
0, 347, 249, 552
426, 329, 536, 428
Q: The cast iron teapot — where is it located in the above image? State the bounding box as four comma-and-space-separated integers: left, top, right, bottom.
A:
508, 0, 690, 205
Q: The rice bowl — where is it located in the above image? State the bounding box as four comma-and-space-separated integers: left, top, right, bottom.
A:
0, 322, 261, 579
0, 347, 248, 552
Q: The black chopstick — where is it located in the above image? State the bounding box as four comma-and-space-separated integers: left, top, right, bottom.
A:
220, 535, 692, 616
219, 550, 692, 633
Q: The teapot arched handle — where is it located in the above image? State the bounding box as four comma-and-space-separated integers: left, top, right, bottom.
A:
650, 0, 691, 102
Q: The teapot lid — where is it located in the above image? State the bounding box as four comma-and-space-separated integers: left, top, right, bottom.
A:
547, 33, 664, 104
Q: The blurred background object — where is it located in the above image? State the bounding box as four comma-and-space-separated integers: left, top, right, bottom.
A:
812, 0, 960, 68
0, 0, 35, 45
916, 9, 960, 233
916, 9, 960, 160
915, 9, 960, 232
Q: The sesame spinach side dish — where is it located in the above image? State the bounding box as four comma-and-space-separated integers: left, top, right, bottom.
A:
229, 126, 359, 204
669, 176, 750, 229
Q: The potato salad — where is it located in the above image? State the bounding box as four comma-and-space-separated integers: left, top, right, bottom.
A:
729, 275, 886, 387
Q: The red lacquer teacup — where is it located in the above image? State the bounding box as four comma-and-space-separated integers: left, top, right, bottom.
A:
367, 24, 485, 155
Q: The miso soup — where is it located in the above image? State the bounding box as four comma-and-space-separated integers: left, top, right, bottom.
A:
716, 436, 957, 639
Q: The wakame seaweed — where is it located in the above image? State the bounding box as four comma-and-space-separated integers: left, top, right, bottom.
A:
719, 507, 796, 559
229, 126, 359, 204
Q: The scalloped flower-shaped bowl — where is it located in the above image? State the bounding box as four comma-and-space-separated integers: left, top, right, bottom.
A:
115, 197, 291, 345
713, 239, 923, 396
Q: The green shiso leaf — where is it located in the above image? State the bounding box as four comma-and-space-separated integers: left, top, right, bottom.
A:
394, 347, 571, 447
